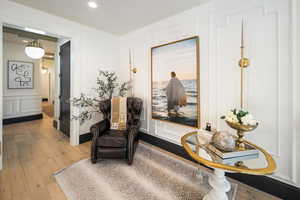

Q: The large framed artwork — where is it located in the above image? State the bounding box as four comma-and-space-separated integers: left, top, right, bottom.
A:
8, 60, 34, 89
151, 36, 200, 128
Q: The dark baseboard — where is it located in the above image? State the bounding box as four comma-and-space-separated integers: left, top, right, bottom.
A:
79, 132, 92, 144
139, 132, 300, 200
3, 113, 43, 125
42, 98, 48, 102
139, 131, 195, 163
53, 120, 58, 129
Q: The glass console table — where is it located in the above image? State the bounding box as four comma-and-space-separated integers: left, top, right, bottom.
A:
181, 131, 276, 200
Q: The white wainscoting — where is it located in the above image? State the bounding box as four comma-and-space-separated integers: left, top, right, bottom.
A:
119, 0, 298, 187
3, 95, 42, 119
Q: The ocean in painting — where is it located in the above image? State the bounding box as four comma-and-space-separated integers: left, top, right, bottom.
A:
152, 79, 198, 127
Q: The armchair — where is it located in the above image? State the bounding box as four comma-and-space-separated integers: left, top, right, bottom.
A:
90, 97, 143, 165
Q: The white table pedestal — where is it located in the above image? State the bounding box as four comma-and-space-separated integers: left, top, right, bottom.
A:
203, 169, 231, 200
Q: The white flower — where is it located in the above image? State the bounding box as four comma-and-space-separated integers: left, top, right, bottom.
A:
223, 108, 257, 125
248, 119, 257, 126
225, 113, 239, 123
227, 110, 234, 116
241, 114, 257, 125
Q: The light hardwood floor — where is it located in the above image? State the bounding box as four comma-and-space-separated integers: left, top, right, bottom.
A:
0, 114, 280, 200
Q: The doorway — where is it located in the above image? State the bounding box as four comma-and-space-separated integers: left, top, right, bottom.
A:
1, 24, 72, 170
2, 26, 58, 121
41, 54, 55, 118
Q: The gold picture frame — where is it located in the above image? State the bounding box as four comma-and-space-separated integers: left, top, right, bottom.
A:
151, 36, 200, 128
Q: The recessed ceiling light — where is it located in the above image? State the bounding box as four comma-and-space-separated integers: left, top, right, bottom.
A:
25, 27, 46, 35
88, 0, 98, 8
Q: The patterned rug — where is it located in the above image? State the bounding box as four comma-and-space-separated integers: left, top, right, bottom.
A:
54, 143, 237, 200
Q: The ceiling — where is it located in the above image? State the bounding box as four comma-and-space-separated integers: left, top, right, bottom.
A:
9, 0, 209, 35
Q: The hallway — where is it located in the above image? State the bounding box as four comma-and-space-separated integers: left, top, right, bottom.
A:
42, 102, 54, 118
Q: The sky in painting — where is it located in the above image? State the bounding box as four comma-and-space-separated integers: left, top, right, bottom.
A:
152, 38, 197, 82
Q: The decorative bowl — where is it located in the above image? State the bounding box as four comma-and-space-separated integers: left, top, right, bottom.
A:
225, 120, 258, 132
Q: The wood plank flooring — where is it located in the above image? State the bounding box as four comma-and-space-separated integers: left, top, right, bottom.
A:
0, 114, 280, 200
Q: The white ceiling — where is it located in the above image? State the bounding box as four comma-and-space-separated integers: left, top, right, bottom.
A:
9, 0, 209, 35
3, 32, 56, 53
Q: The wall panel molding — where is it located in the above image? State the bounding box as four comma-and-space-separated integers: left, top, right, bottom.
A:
119, 0, 297, 186
3, 95, 42, 119
210, 0, 294, 184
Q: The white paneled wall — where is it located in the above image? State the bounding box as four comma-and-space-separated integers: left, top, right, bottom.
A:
120, 0, 299, 187
292, 0, 300, 186
3, 95, 41, 118
2, 41, 42, 119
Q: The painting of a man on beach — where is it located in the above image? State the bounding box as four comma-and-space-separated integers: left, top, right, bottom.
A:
151, 37, 200, 128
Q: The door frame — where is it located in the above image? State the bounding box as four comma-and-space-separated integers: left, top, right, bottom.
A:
0, 18, 80, 169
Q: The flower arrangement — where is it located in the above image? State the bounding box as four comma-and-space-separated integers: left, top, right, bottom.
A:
221, 109, 258, 126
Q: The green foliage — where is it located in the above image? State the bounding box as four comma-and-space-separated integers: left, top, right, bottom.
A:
233, 109, 248, 124
71, 70, 130, 124
119, 82, 130, 97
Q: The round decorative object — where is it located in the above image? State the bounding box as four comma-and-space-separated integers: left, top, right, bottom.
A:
212, 131, 236, 152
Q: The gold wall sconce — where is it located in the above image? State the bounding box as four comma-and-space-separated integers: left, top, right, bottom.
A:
129, 49, 138, 97
239, 20, 250, 109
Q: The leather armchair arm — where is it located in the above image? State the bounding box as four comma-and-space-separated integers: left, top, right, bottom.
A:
90, 119, 110, 163
127, 121, 141, 165
90, 118, 110, 138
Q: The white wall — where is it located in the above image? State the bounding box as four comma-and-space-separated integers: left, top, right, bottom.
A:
0, 0, 119, 154
40, 59, 55, 103
292, 0, 300, 186
40, 59, 54, 101
119, 0, 299, 187
3, 41, 42, 119
40, 72, 50, 100
47, 60, 55, 103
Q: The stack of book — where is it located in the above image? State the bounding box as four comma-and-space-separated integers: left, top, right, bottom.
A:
206, 143, 259, 164
196, 131, 259, 165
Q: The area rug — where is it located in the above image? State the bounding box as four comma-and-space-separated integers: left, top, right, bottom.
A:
54, 143, 237, 200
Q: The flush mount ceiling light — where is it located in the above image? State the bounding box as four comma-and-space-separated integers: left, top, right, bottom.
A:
88, 0, 98, 8
25, 40, 45, 59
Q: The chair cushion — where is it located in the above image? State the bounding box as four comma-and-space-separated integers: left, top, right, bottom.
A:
97, 129, 128, 148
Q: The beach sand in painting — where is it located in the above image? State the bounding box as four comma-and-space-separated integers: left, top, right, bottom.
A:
152, 79, 198, 127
